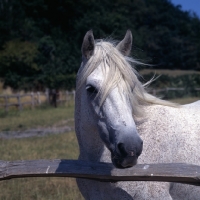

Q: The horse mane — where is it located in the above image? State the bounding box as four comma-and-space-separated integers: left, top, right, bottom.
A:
77, 40, 178, 117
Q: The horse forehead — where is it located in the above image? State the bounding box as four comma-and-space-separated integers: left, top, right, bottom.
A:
87, 64, 107, 84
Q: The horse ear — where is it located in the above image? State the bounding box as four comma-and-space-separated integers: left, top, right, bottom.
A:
81, 30, 95, 60
116, 30, 132, 56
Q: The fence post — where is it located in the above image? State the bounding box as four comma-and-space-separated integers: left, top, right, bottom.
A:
65, 91, 68, 101
4, 95, 8, 112
37, 92, 41, 105
45, 89, 50, 104
31, 92, 35, 109
65, 91, 68, 106
17, 94, 22, 111
73, 90, 75, 100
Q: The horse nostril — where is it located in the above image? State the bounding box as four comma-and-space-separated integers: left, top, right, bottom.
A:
117, 143, 128, 157
136, 143, 143, 157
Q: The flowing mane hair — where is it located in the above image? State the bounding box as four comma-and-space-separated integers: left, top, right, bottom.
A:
77, 40, 178, 117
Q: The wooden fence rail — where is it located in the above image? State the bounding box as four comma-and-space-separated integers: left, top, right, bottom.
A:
149, 87, 200, 96
1, 159, 200, 186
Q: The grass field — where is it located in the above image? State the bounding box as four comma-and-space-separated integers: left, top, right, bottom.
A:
171, 97, 199, 104
0, 103, 84, 200
0, 132, 84, 200
0, 97, 199, 199
0, 103, 74, 132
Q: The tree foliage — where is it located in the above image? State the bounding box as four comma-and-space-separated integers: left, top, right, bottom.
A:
0, 40, 39, 90
0, 0, 200, 90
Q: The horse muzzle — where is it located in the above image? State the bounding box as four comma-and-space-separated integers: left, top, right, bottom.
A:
111, 145, 141, 168
110, 136, 143, 168
111, 151, 139, 168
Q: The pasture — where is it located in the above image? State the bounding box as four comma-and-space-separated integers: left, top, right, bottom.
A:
0, 103, 74, 132
0, 103, 84, 200
0, 97, 199, 199
0, 132, 84, 200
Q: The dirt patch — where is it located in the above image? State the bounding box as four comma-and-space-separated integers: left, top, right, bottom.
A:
0, 119, 74, 139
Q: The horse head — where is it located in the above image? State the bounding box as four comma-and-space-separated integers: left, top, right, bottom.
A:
77, 30, 143, 168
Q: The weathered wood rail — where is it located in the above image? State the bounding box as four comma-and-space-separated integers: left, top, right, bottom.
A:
1, 159, 200, 186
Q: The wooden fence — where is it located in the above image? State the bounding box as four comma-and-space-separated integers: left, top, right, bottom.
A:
0, 159, 200, 186
0, 91, 75, 112
149, 87, 200, 97
0, 87, 199, 112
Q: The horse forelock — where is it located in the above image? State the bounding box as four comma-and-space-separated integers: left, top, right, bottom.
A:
77, 40, 178, 117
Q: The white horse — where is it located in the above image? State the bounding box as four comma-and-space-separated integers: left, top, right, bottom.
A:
75, 30, 200, 200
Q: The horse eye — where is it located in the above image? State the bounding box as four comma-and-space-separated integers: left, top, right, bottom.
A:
131, 87, 134, 93
86, 85, 98, 94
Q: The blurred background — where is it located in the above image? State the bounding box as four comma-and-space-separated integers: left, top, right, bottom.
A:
0, 0, 200, 199
0, 0, 200, 98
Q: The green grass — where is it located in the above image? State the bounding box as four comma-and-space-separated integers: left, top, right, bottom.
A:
170, 97, 199, 104
0, 103, 83, 200
0, 132, 84, 200
0, 97, 199, 199
0, 103, 74, 132
0, 132, 78, 160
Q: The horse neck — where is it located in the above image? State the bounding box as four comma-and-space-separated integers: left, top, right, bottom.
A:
75, 87, 106, 162
134, 104, 180, 136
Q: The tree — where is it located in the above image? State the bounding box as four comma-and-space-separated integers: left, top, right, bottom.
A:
0, 0, 200, 91
0, 40, 39, 90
